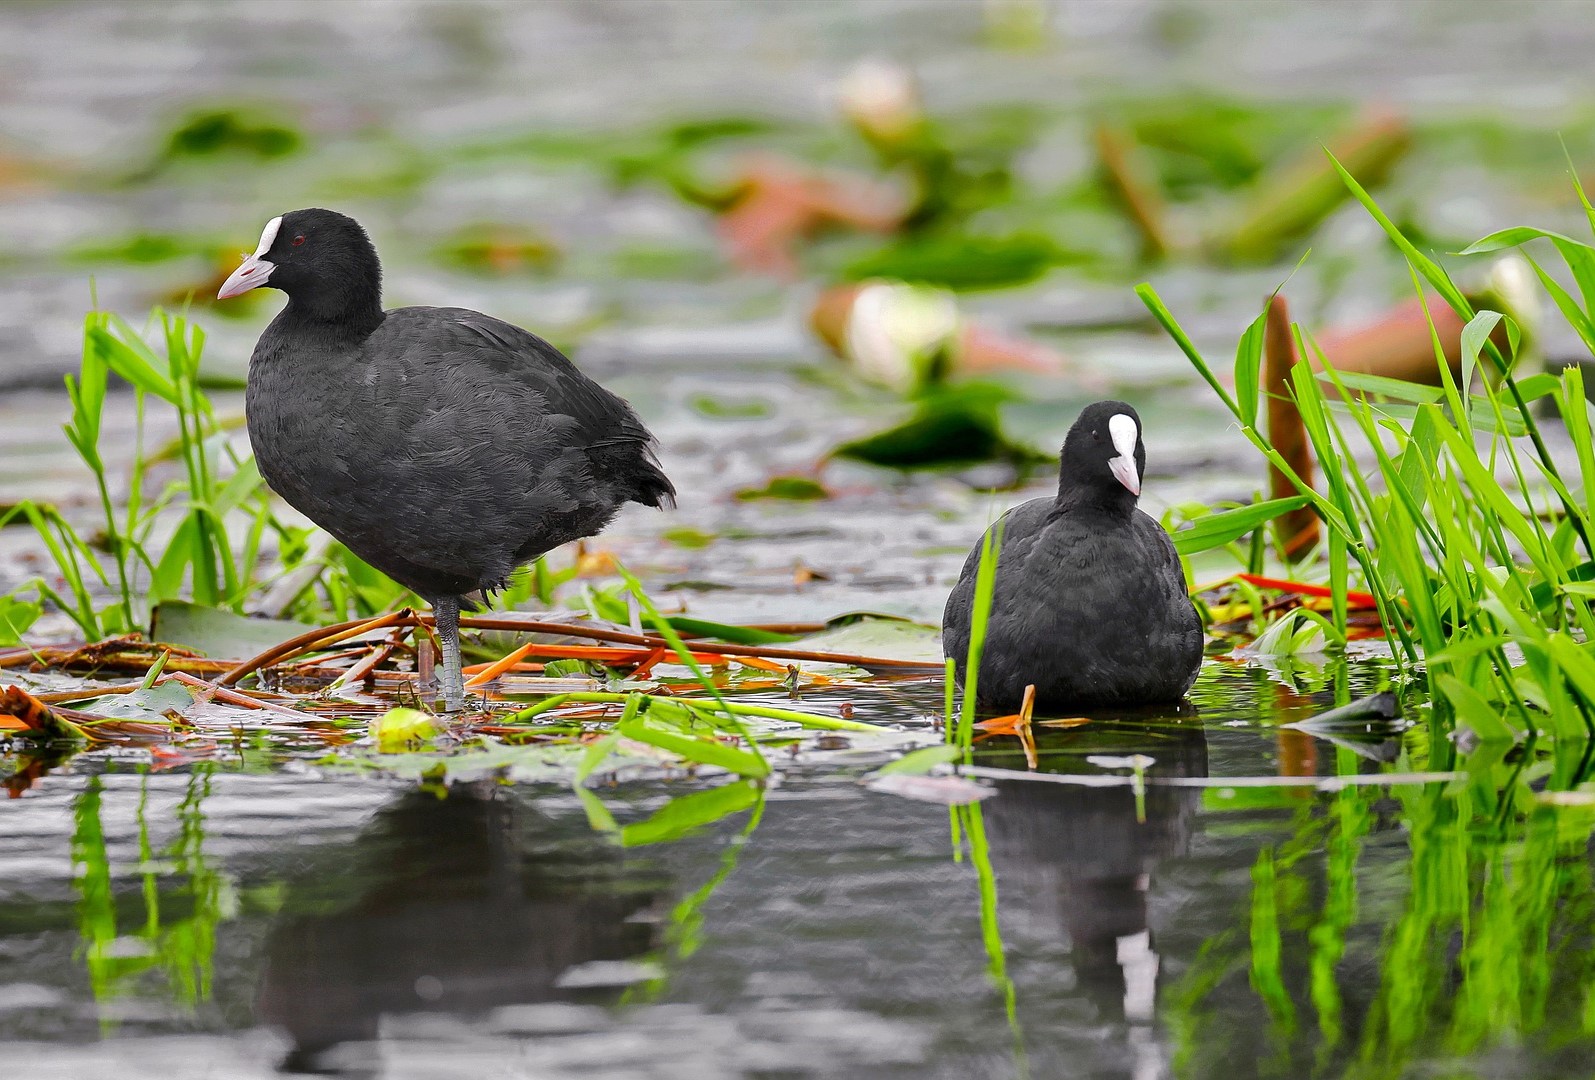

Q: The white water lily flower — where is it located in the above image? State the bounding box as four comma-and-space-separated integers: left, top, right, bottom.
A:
837, 58, 923, 145
844, 280, 962, 391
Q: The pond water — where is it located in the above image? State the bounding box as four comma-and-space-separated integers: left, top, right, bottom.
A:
6, 2, 1595, 1078
5, 659, 1595, 1079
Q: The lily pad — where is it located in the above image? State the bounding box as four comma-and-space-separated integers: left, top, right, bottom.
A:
150, 600, 315, 659
784, 614, 943, 664
71, 680, 194, 721
833, 382, 1049, 470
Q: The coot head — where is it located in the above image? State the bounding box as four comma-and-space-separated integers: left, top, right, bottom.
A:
1059, 400, 1145, 506
218, 208, 381, 317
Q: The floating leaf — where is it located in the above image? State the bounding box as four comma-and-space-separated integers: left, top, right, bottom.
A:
833, 382, 1047, 469
71, 681, 194, 721
690, 395, 773, 419
163, 108, 302, 160
735, 476, 829, 501
370, 707, 440, 752
150, 600, 315, 659
842, 231, 1061, 291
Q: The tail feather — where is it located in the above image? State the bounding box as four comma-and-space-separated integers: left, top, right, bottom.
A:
632, 444, 676, 510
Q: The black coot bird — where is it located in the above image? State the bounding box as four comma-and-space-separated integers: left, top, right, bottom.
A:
218, 209, 674, 711
942, 400, 1202, 710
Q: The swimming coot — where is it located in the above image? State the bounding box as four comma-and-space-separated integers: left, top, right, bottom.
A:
942, 400, 1202, 710
219, 209, 675, 711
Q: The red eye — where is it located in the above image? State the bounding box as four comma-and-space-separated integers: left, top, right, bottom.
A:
292, 235, 306, 246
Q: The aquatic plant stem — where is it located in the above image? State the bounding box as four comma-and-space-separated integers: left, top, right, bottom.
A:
958, 519, 1004, 755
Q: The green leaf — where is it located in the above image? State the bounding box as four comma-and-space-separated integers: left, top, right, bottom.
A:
1172, 497, 1312, 555
1135, 284, 1240, 416
733, 476, 829, 501
833, 383, 1047, 470
0, 593, 43, 645
870, 743, 962, 778
582, 586, 798, 645
1463, 226, 1595, 312
1433, 674, 1519, 743
575, 730, 623, 784
88, 325, 179, 403
1330, 151, 1472, 316
658, 617, 798, 645
574, 786, 619, 834
369, 707, 440, 752
1234, 304, 1268, 428
1524, 252, 1595, 355
73, 680, 194, 721
1315, 369, 1445, 404
620, 780, 761, 846
784, 614, 944, 664
618, 708, 771, 778
690, 395, 773, 419
542, 658, 597, 678
150, 600, 314, 659
1250, 608, 1338, 657
842, 231, 1061, 291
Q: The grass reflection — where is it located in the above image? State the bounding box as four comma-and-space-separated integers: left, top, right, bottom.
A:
954, 800, 1029, 1080
1171, 775, 1595, 1078
70, 766, 229, 1020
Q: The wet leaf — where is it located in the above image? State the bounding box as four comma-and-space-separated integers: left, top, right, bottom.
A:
1281, 691, 1401, 734
784, 614, 943, 664
370, 707, 440, 752
583, 586, 799, 644
71, 681, 194, 721
1248, 608, 1339, 657
150, 601, 315, 659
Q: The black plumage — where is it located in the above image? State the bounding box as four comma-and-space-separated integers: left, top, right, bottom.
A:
220, 208, 673, 710
942, 400, 1202, 710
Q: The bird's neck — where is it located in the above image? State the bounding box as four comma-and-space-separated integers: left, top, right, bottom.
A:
1055, 477, 1137, 519
282, 287, 385, 340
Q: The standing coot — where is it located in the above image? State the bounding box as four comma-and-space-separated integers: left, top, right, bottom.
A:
219, 209, 674, 711
942, 400, 1202, 710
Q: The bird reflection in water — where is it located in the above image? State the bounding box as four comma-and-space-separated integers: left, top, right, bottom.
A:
258, 787, 667, 1075
981, 719, 1208, 1080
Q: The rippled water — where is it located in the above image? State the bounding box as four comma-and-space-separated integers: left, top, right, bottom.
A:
6, 660, 1595, 1079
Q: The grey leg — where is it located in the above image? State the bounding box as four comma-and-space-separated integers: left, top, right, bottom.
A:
432, 594, 465, 712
